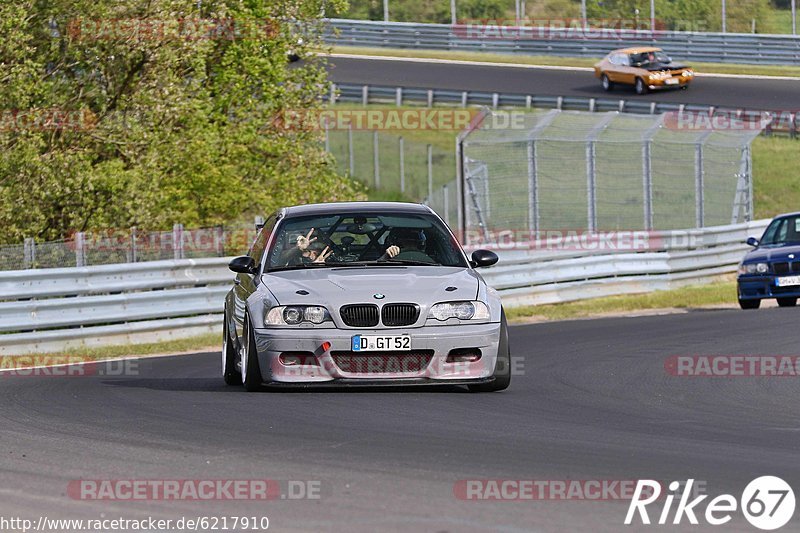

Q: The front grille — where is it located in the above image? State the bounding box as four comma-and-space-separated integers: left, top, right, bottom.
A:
381, 303, 420, 326
340, 304, 379, 327
774, 262, 790, 275
330, 350, 434, 374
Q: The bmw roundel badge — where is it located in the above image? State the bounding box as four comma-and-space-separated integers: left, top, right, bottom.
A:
373, 293, 385, 299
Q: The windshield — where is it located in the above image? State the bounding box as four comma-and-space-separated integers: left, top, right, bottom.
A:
760, 215, 800, 246
265, 212, 468, 271
630, 51, 671, 66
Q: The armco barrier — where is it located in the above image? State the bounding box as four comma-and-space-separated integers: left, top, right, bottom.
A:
0, 220, 770, 355
326, 19, 800, 66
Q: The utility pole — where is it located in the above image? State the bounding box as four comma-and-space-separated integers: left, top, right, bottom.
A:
650, 0, 656, 32
383, 0, 389, 22
451, 0, 456, 25
792, 0, 797, 35
581, 0, 587, 27
721, 0, 726, 33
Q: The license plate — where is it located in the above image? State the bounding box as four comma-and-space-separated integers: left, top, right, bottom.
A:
776, 276, 800, 287
664, 78, 679, 85
351, 335, 411, 351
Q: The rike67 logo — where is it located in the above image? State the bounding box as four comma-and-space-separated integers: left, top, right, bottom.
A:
626, 477, 796, 530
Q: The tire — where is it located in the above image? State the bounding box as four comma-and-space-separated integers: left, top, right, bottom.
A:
469, 309, 511, 392
241, 314, 263, 392
777, 297, 797, 307
635, 78, 648, 95
601, 74, 614, 91
738, 298, 760, 310
222, 310, 241, 386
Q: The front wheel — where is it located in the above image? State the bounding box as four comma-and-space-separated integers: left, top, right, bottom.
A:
635, 78, 648, 95
469, 310, 511, 392
738, 298, 760, 310
222, 312, 241, 386
241, 314, 263, 392
777, 297, 797, 307
601, 74, 614, 91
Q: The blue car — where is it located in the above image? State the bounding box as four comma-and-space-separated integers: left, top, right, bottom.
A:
738, 212, 800, 309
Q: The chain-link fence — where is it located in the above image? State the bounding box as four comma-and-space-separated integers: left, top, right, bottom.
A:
325, 126, 456, 213
460, 109, 764, 245
0, 224, 258, 271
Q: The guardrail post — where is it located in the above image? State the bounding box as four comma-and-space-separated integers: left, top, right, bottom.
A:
75, 232, 86, 267
173, 224, 184, 260
323, 120, 330, 153
330, 83, 337, 105
427, 89, 434, 107
362, 85, 369, 106
492, 93, 499, 109
214, 226, 224, 257
556, 96, 563, 110
618, 100, 625, 112
399, 136, 405, 193
649, 102, 657, 114
396, 87, 403, 106
589, 98, 595, 112
373, 130, 380, 188
791, 112, 797, 139
23, 237, 35, 269
461, 92, 468, 107
130, 227, 137, 263
526, 95, 532, 109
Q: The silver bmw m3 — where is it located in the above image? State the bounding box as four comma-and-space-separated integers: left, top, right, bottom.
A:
222, 202, 510, 392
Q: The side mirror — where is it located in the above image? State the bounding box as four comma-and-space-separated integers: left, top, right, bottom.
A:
470, 249, 499, 268
746, 237, 759, 247
229, 256, 257, 274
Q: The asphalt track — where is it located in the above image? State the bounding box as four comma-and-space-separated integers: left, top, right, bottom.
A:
2, 307, 800, 532
326, 56, 800, 111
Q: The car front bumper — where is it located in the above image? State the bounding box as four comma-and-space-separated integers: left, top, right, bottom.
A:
738, 275, 800, 299
251, 322, 502, 385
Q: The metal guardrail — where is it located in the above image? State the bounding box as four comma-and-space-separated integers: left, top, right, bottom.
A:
328, 83, 798, 137
0, 220, 770, 355
326, 19, 800, 66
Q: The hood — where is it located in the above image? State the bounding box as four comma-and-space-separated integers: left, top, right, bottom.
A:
643, 62, 690, 71
743, 244, 800, 263
261, 266, 481, 307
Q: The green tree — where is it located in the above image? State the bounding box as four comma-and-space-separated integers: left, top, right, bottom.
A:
0, 0, 363, 244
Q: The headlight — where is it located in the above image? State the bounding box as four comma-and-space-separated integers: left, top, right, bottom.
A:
265, 306, 330, 326
738, 263, 768, 275
428, 301, 490, 321
683, 70, 693, 77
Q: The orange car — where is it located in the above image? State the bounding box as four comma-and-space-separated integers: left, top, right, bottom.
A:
594, 47, 694, 95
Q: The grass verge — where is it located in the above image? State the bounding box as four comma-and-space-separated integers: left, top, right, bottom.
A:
331, 46, 800, 78
0, 332, 219, 363
506, 280, 738, 322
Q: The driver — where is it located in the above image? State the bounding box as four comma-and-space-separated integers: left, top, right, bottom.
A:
378, 228, 434, 263
280, 228, 333, 266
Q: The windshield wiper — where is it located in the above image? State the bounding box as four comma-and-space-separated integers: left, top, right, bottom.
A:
384, 259, 441, 266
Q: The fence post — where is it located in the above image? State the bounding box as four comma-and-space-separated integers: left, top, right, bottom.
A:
527, 140, 539, 237
214, 226, 224, 256
23, 237, 35, 269
130, 227, 138, 263
399, 136, 405, 193
75, 232, 86, 267
373, 130, 380, 188
173, 223, 184, 260
585, 141, 597, 232
324, 120, 330, 153
427, 144, 433, 202
348, 123, 355, 176
694, 144, 705, 228
443, 184, 450, 225
642, 142, 653, 231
